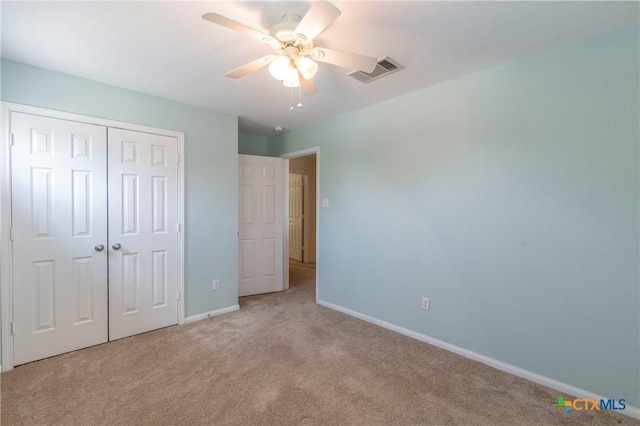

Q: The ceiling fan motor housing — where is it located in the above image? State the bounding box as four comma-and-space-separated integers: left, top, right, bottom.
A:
268, 14, 313, 55
284, 45, 300, 58
270, 14, 301, 42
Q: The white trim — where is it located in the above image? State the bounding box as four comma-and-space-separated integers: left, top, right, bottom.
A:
0, 102, 186, 371
317, 299, 640, 420
281, 147, 320, 304
1, 102, 184, 139
176, 131, 185, 326
1, 105, 15, 371
184, 305, 239, 324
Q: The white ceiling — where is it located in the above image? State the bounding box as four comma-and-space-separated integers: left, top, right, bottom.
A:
2, 1, 638, 136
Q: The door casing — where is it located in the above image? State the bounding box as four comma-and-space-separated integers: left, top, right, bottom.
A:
0, 102, 186, 371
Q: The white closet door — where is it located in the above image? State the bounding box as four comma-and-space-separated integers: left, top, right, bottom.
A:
107, 128, 179, 340
238, 155, 284, 296
11, 112, 108, 365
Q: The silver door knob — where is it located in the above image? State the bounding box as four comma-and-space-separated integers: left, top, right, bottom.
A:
94, 244, 104, 252
112, 243, 122, 250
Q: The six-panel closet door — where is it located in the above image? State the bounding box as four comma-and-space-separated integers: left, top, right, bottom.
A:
10, 112, 179, 366
11, 113, 109, 365
107, 128, 178, 341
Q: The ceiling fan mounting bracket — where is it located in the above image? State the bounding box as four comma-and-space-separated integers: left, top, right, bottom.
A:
269, 14, 302, 43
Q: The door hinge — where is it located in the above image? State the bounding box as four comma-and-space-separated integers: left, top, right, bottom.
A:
10, 321, 15, 335
176, 223, 181, 233
9, 227, 14, 241
177, 290, 181, 301
177, 154, 180, 164
9, 133, 15, 146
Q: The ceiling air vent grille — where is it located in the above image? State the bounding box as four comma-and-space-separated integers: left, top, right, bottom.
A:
348, 57, 404, 83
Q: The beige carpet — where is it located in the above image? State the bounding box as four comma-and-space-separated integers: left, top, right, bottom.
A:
1, 261, 635, 425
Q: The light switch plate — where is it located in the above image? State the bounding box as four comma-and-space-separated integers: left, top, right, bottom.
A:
321, 198, 329, 208
421, 297, 430, 311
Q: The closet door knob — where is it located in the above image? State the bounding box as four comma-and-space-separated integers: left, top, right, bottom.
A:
94, 244, 105, 252
112, 243, 122, 250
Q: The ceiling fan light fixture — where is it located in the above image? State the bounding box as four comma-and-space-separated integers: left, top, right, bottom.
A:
268, 55, 290, 80
282, 67, 300, 88
296, 56, 318, 80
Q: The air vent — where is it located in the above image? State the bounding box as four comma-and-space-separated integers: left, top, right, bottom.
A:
348, 57, 404, 83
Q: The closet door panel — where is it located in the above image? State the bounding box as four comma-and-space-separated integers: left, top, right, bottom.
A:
108, 128, 178, 340
11, 112, 108, 365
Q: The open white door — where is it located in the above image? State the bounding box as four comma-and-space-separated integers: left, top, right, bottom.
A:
11, 112, 109, 365
238, 155, 285, 296
108, 128, 179, 340
288, 173, 304, 261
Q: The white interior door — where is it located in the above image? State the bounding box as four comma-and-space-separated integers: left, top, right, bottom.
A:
107, 128, 179, 340
11, 112, 108, 365
288, 173, 303, 262
238, 155, 284, 297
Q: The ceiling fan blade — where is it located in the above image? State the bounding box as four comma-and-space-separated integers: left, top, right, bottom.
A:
300, 75, 318, 95
202, 13, 275, 44
225, 55, 275, 79
293, 1, 341, 43
311, 47, 377, 73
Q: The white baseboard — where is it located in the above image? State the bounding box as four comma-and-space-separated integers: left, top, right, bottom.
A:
317, 300, 639, 420
184, 305, 239, 324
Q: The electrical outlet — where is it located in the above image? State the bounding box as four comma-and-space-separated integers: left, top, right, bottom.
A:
213, 279, 220, 290
421, 297, 430, 311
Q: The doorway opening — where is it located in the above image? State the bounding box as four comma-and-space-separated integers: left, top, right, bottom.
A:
283, 149, 318, 303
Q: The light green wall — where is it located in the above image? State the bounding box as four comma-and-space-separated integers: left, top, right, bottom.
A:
1, 59, 239, 318
238, 132, 269, 156
269, 26, 640, 407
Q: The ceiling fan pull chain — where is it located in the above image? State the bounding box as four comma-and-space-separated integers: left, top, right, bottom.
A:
289, 87, 295, 111
297, 86, 303, 108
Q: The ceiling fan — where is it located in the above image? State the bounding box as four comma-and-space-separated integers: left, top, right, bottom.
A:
202, 1, 378, 96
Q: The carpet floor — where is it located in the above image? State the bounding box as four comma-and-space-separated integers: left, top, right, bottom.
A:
1, 261, 636, 425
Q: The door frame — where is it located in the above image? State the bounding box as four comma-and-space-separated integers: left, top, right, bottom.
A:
0, 102, 186, 371
281, 147, 319, 303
